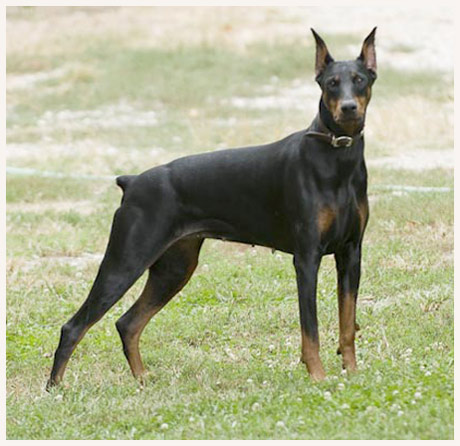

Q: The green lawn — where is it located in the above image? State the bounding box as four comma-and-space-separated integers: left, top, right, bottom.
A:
6, 6, 453, 440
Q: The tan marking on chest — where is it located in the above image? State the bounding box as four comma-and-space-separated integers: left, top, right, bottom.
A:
317, 206, 336, 235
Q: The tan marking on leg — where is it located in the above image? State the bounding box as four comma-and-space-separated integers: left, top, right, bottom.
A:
338, 291, 357, 372
117, 237, 202, 381
317, 206, 336, 235
301, 330, 326, 381
118, 278, 158, 379
357, 199, 369, 236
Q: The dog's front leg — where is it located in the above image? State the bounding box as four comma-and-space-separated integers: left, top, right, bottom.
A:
294, 250, 326, 381
334, 242, 362, 372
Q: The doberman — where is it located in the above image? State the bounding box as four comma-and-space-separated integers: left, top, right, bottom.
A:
47, 28, 377, 388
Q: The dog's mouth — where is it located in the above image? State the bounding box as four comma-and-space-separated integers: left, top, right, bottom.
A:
335, 111, 363, 124
335, 115, 364, 135
337, 116, 361, 124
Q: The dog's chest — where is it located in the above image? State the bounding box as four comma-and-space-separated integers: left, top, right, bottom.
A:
316, 190, 368, 252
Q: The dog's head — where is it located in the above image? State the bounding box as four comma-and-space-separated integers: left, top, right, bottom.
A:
311, 28, 377, 136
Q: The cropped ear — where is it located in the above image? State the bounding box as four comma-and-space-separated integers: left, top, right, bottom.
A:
358, 27, 377, 78
311, 28, 334, 80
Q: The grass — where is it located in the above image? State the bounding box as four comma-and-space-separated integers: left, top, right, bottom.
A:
6, 186, 454, 439
6, 6, 453, 440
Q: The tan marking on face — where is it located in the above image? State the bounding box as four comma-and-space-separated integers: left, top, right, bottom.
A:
326, 82, 372, 135
301, 330, 326, 381
317, 206, 336, 235
323, 91, 342, 122
338, 291, 357, 371
355, 86, 372, 119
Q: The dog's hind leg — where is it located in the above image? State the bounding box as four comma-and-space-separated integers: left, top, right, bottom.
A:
47, 204, 175, 389
116, 236, 203, 380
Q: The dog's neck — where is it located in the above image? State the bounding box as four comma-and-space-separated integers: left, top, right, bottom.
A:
309, 98, 365, 138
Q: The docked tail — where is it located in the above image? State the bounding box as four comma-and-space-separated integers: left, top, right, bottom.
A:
116, 175, 137, 193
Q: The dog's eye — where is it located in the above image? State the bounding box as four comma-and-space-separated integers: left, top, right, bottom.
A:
328, 79, 339, 88
354, 76, 364, 85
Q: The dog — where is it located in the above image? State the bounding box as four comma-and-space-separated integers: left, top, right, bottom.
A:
47, 28, 377, 388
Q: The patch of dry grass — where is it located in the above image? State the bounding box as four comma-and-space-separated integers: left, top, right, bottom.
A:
367, 96, 453, 156
6, 6, 310, 65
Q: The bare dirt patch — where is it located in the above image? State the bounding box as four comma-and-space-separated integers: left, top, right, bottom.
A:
35, 102, 160, 130
7, 200, 97, 215
6, 141, 174, 176
225, 79, 319, 114
8, 253, 104, 274
6, 67, 69, 90
367, 149, 454, 171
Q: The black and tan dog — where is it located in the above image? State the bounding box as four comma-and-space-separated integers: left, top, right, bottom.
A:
47, 28, 377, 388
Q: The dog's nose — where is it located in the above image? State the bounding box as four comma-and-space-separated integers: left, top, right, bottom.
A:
341, 100, 357, 113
